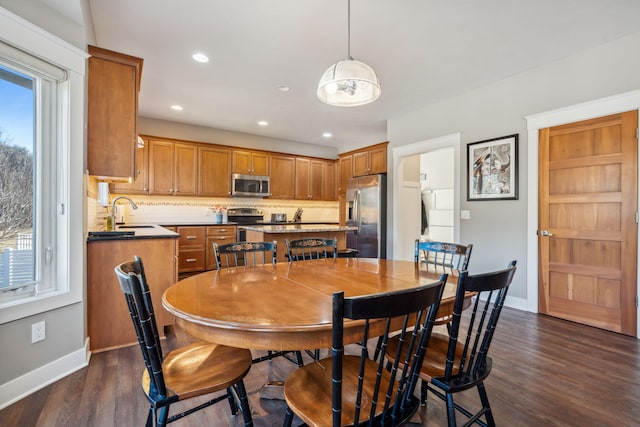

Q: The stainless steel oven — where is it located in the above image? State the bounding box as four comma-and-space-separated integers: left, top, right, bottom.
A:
227, 208, 264, 242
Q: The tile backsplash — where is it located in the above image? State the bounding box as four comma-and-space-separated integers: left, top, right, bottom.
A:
88, 193, 339, 230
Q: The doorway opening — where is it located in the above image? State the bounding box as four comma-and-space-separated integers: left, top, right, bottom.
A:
391, 133, 461, 260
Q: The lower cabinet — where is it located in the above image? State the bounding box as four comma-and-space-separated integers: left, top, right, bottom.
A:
174, 224, 237, 274
87, 237, 178, 351
176, 226, 206, 273
206, 225, 237, 269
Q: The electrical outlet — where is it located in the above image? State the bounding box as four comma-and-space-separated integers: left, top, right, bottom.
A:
31, 321, 45, 343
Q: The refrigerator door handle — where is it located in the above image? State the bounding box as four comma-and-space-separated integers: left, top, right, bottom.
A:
354, 190, 361, 233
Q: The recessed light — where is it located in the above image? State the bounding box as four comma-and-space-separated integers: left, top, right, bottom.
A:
277, 85, 291, 92
170, 105, 184, 111
322, 132, 332, 138
258, 120, 269, 126
192, 53, 209, 63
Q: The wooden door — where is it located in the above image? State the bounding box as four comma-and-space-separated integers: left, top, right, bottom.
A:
539, 110, 638, 335
148, 139, 175, 195
251, 152, 270, 176
270, 155, 295, 199
174, 143, 198, 196
368, 145, 387, 174
198, 146, 231, 197
338, 155, 352, 194
309, 159, 324, 200
324, 161, 337, 201
294, 157, 310, 199
111, 139, 148, 194
232, 150, 252, 174
352, 151, 370, 177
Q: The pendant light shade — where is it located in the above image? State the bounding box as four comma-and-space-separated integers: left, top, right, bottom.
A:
317, 59, 381, 107
317, 0, 381, 107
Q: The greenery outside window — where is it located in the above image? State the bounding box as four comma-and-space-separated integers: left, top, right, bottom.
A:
0, 7, 86, 323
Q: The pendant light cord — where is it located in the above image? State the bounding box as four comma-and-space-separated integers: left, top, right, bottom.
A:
347, 0, 352, 60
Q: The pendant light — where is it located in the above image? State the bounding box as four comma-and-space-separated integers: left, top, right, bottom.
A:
317, 0, 381, 107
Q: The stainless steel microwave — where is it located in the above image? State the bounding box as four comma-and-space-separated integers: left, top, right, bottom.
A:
231, 173, 270, 197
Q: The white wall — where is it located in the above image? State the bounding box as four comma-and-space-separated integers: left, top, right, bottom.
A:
387, 31, 640, 304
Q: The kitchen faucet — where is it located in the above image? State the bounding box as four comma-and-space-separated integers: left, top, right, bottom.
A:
108, 196, 138, 230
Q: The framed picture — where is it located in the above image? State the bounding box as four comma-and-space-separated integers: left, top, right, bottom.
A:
467, 134, 518, 201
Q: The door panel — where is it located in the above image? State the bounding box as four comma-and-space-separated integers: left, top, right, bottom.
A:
539, 110, 637, 336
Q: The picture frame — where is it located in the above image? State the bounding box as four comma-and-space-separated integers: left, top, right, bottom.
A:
467, 134, 518, 201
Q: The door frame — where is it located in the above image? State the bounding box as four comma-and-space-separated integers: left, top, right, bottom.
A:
525, 90, 640, 338
391, 132, 461, 260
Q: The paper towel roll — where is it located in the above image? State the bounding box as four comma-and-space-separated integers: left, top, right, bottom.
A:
97, 182, 109, 207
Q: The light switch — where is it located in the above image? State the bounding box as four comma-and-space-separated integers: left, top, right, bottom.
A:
460, 210, 471, 220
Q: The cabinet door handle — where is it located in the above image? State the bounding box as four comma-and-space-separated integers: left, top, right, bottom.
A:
216, 236, 227, 240
186, 235, 198, 240
186, 258, 197, 263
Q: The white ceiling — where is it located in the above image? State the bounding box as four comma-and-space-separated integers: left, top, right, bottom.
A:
88, 0, 640, 149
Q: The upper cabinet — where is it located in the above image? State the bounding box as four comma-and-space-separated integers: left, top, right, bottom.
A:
338, 154, 353, 194
111, 136, 149, 194
148, 139, 198, 196
270, 155, 296, 199
87, 45, 143, 179
351, 142, 388, 177
295, 157, 336, 201
198, 146, 232, 197
232, 150, 270, 176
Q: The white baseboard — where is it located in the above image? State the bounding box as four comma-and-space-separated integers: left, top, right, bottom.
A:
0, 338, 91, 410
504, 295, 530, 312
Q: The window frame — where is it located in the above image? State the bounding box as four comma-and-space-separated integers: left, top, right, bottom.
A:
0, 7, 87, 324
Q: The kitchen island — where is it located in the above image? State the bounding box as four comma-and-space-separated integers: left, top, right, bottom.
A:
244, 224, 357, 262
87, 224, 179, 351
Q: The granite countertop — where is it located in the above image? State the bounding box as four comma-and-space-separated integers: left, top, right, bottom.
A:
243, 224, 357, 233
87, 224, 179, 242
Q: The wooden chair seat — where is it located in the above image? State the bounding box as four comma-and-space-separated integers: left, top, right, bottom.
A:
385, 332, 463, 381
147, 341, 252, 400
284, 356, 397, 426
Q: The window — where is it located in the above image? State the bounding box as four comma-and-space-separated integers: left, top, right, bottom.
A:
0, 48, 64, 308
0, 65, 36, 300
0, 8, 86, 323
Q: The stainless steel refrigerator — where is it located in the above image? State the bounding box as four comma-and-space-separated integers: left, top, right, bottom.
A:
345, 174, 387, 258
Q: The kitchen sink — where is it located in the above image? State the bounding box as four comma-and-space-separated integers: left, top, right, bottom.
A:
88, 231, 135, 237
117, 225, 154, 229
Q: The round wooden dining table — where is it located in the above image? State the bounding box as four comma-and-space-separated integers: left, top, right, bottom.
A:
162, 258, 459, 351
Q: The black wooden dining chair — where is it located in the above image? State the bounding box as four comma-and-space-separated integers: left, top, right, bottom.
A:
385, 261, 517, 427
213, 240, 304, 367
213, 240, 278, 269
114, 256, 253, 427
415, 239, 473, 272
415, 239, 473, 333
285, 237, 337, 261
283, 277, 447, 427
371, 239, 474, 362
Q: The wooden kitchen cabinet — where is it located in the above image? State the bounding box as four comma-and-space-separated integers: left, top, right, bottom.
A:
176, 226, 206, 273
270, 154, 296, 199
205, 225, 237, 269
324, 161, 337, 201
149, 139, 198, 196
352, 142, 388, 177
232, 150, 270, 175
198, 145, 232, 197
87, 237, 177, 351
111, 136, 149, 194
87, 45, 143, 179
295, 157, 325, 200
338, 154, 353, 194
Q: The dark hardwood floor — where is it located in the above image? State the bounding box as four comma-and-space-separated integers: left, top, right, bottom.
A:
2, 307, 639, 426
